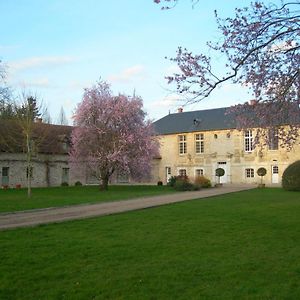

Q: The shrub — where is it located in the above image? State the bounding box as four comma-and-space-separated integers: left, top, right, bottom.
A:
157, 181, 163, 186
74, 181, 83, 186
194, 176, 211, 188
173, 176, 196, 191
167, 176, 177, 187
215, 168, 225, 184
257, 167, 267, 185
215, 168, 225, 177
61, 182, 69, 187
282, 160, 300, 191
257, 167, 267, 177
174, 179, 194, 191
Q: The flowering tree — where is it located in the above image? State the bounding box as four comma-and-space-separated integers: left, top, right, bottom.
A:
70, 81, 159, 190
155, 1, 300, 150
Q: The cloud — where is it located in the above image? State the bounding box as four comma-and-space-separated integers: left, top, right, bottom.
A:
149, 94, 183, 108
270, 40, 297, 53
15, 77, 51, 88
8, 56, 76, 72
68, 80, 92, 90
0, 45, 20, 52
108, 65, 146, 83
165, 64, 180, 76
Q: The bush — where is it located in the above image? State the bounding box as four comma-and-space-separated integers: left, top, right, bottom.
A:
194, 176, 211, 188
61, 182, 69, 187
167, 176, 177, 187
257, 167, 267, 177
282, 160, 300, 191
168, 175, 201, 191
174, 179, 194, 191
215, 168, 225, 177
257, 167, 267, 185
173, 176, 196, 191
157, 181, 163, 186
74, 181, 83, 186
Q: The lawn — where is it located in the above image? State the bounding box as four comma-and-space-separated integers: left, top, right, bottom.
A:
0, 185, 175, 213
1, 188, 300, 299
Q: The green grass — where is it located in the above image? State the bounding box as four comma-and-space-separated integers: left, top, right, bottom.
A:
1, 188, 300, 299
0, 185, 175, 213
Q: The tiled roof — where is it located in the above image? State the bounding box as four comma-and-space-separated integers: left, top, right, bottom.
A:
153, 107, 236, 135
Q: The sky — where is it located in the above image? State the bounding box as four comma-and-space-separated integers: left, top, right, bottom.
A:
0, 0, 257, 123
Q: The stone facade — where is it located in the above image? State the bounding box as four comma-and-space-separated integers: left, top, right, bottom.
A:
154, 115, 300, 186
0, 152, 87, 188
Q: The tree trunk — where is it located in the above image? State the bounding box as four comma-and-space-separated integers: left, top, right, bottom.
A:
100, 176, 109, 191
45, 160, 50, 187
26, 134, 32, 198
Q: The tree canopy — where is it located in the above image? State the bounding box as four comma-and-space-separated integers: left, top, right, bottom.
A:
70, 80, 159, 190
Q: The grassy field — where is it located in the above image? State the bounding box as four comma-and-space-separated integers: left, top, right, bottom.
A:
1, 188, 300, 299
0, 185, 175, 213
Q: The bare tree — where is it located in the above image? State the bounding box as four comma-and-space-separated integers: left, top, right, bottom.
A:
57, 106, 68, 125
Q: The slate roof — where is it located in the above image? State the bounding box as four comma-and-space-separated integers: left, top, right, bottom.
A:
153, 107, 236, 135
0, 120, 73, 154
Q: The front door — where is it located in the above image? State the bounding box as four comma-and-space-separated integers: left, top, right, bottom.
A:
1, 167, 9, 186
165, 167, 171, 184
272, 165, 279, 184
217, 162, 227, 184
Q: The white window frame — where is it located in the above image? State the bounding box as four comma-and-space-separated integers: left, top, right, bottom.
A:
245, 168, 255, 178
195, 133, 204, 154
244, 130, 254, 152
178, 135, 187, 155
195, 168, 204, 177
178, 168, 187, 177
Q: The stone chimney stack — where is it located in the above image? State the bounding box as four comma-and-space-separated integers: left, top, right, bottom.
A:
178, 107, 183, 113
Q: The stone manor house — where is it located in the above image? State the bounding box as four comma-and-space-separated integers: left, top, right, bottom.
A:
1, 105, 300, 187
152, 106, 300, 186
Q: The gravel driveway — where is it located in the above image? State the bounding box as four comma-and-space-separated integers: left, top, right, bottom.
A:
0, 184, 255, 230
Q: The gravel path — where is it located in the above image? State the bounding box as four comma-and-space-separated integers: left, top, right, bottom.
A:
0, 184, 255, 230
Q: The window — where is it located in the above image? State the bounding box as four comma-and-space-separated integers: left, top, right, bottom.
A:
178, 169, 187, 177
195, 133, 204, 154
195, 168, 204, 177
26, 167, 33, 178
62, 168, 70, 183
245, 168, 254, 178
166, 167, 171, 176
178, 135, 187, 155
1, 167, 9, 185
269, 128, 279, 150
272, 165, 279, 174
2, 167, 9, 177
244, 130, 253, 152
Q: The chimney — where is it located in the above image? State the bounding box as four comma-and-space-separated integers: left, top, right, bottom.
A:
178, 107, 183, 113
249, 99, 257, 106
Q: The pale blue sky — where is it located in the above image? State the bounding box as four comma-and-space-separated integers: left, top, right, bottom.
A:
1, 0, 262, 122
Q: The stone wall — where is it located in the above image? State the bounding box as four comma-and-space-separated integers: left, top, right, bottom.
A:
0, 153, 86, 188
156, 128, 300, 185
